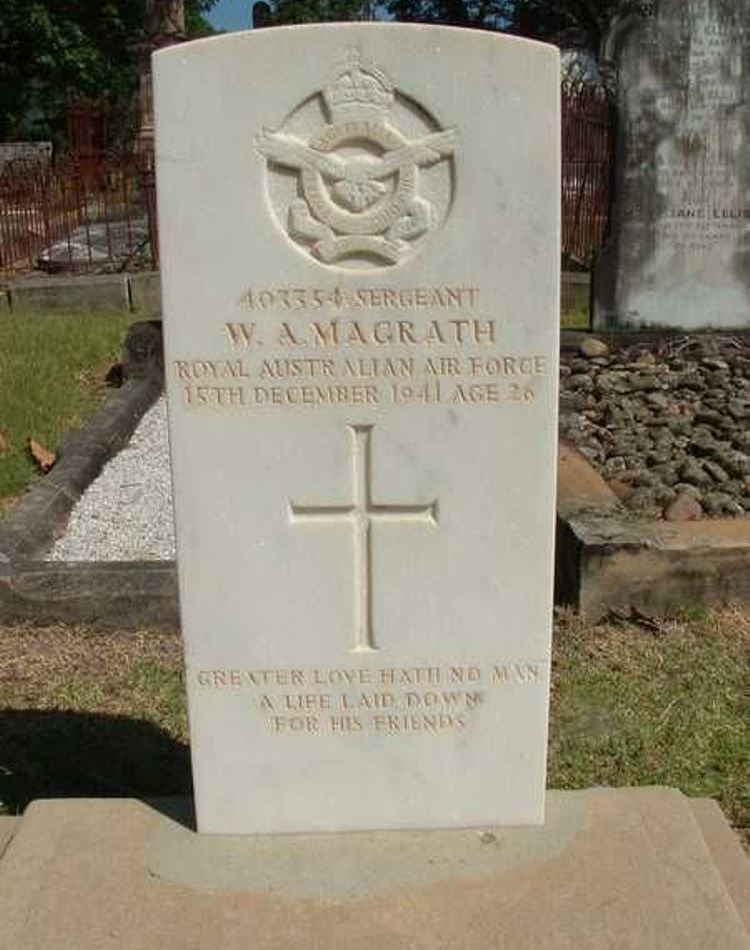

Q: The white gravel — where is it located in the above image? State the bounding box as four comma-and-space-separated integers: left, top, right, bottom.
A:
46, 397, 176, 562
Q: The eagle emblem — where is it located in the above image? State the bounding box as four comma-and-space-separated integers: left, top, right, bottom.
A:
255, 52, 457, 268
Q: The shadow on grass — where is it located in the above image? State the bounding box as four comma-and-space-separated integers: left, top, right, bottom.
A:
0, 709, 192, 815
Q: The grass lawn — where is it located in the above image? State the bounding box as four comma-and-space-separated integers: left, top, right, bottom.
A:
0, 311, 131, 509
0, 607, 747, 847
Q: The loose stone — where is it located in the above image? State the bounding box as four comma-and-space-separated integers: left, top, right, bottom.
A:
579, 337, 610, 358
664, 495, 703, 522
559, 333, 750, 520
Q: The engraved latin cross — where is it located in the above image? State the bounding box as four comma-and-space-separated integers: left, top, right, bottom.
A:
290, 425, 438, 653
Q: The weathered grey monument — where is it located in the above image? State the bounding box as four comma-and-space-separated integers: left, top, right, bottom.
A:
595, 0, 750, 329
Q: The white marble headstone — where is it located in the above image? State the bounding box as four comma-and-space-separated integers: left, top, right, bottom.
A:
155, 24, 559, 835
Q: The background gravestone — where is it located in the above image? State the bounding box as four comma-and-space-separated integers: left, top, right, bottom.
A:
155, 25, 560, 835
595, 0, 750, 329
0, 142, 52, 171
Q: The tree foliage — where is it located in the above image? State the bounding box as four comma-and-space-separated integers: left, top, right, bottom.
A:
272, 0, 373, 25
510, 0, 624, 50
0, 1, 216, 143
387, 0, 510, 29
273, 0, 512, 28
272, 0, 622, 47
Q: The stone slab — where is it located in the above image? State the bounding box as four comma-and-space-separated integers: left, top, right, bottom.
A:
0, 142, 52, 170
556, 443, 750, 620
9, 274, 130, 315
557, 442, 617, 507
155, 24, 560, 834
0, 560, 178, 630
148, 792, 588, 898
689, 798, 750, 933
121, 319, 165, 380
0, 789, 747, 949
128, 271, 163, 316
560, 509, 750, 620
560, 271, 590, 315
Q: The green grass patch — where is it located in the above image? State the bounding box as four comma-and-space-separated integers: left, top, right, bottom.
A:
0, 311, 130, 504
549, 608, 750, 846
0, 629, 189, 806
1, 610, 748, 848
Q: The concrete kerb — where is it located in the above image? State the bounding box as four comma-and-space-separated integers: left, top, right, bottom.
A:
128, 271, 162, 317
0, 560, 179, 630
0, 320, 175, 629
8, 273, 131, 315
556, 442, 750, 620
2, 271, 162, 317
560, 271, 590, 314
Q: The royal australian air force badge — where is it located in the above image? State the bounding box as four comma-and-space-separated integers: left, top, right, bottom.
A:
255, 52, 457, 269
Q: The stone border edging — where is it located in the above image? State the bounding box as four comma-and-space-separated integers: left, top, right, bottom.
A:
0, 560, 178, 629
556, 443, 750, 620
0, 321, 167, 626
0, 376, 162, 561
1, 272, 161, 316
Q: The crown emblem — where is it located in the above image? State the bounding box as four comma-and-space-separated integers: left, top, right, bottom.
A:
322, 52, 394, 122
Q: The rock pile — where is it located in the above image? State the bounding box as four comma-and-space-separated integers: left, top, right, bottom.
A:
559, 334, 750, 520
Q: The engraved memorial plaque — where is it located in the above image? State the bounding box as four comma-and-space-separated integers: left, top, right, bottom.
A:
155, 25, 560, 834
595, 0, 750, 329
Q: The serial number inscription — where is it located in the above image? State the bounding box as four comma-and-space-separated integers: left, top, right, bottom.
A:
192, 661, 545, 737
238, 285, 480, 312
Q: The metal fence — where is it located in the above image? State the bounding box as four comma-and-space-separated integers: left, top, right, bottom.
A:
1, 84, 612, 279
0, 150, 157, 278
561, 80, 614, 269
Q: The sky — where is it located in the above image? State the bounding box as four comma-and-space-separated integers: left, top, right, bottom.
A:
207, 0, 251, 32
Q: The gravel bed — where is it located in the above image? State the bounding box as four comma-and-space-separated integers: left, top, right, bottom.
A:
560, 334, 750, 520
46, 397, 175, 561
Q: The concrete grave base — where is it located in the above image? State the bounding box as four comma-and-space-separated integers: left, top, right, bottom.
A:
0, 788, 748, 949
556, 443, 750, 620
9, 273, 130, 315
